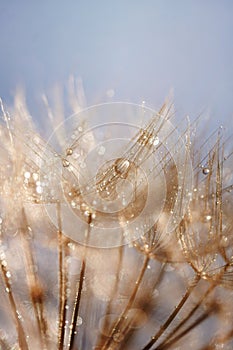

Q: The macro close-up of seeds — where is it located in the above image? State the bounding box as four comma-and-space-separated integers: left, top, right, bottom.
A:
0, 2, 233, 349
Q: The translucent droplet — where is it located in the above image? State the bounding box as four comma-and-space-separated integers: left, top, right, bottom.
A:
220, 236, 228, 247
6, 271, 11, 278
24, 171, 31, 179
36, 186, 43, 194
201, 271, 207, 279
16, 311, 22, 319
32, 173, 39, 181
202, 167, 210, 175
66, 148, 73, 156
62, 159, 70, 167
150, 136, 159, 146
77, 316, 82, 326
71, 201, 76, 208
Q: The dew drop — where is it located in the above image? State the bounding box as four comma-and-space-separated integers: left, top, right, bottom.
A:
62, 159, 70, 167
66, 148, 73, 156
84, 210, 90, 217
36, 186, 43, 194
77, 316, 83, 326
24, 171, 31, 179
205, 214, 212, 221
153, 136, 160, 146
6, 271, 11, 278
32, 173, 39, 181
220, 236, 228, 247
202, 167, 210, 175
71, 201, 76, 208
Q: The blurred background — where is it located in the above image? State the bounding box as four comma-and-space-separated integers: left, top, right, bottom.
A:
0, 0, 232, 127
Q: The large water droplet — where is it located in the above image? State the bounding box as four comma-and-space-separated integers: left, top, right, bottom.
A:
202, 167, 210, 175
62, 159, 70, 167
66, 148, 73, 156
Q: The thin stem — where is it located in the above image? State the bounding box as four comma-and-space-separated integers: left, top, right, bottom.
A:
21, 208, 48, 349
57, 202, 68, 350
142, 274, 200, 350
156, 310, 211, 350
95, 238, 124, 348
67, 214, 91, 350
155, 283, 215, 349
103, 254, 150, 350
0, 259, 29, 350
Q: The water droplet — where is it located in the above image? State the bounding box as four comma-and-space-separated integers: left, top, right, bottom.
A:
71, 201, 76, 208
36, 186, 43, 194
66, 148, 73, 156
62, 159, 70, 167
84, 210, 90, 217
6, 271, 11, 278
77, 316, 82, 326
205, 215, 212, 221
24, 171, 31, 179
220, 236, 228, 247
201, 271, 207, 279
16, 311, 22, 319
32, 173, 39, 181
151, 136, 160, 146
78, 126, 83, 132
202, 167, 210, 175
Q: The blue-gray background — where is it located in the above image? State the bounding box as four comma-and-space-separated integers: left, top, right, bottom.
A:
0, 0, 232, 126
